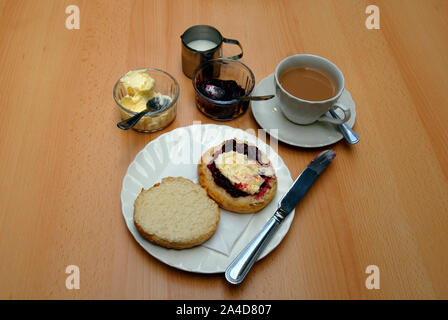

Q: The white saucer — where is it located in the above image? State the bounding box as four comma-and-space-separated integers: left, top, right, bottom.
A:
251, 73, 357, 148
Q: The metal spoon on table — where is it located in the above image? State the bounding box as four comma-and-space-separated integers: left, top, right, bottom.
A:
117, 96, 168, 130
329, 109, 360, 144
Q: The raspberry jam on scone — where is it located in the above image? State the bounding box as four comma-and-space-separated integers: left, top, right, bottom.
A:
206, 139, 276, 198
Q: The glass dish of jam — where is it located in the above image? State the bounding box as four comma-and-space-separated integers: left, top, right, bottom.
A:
192, 58, 255, 121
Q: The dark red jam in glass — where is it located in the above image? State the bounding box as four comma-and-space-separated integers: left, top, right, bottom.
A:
199, 79, 246, 100
192, 59, 255, 121
195, 79, 249, 121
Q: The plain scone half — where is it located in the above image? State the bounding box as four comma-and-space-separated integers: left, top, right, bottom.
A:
133, 177, 220, 249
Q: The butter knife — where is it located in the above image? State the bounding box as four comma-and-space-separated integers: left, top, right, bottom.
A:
225, 150, 336, 284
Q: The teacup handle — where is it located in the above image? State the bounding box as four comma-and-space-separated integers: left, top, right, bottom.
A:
222, 38, 243, 60
318, 103, 351, 125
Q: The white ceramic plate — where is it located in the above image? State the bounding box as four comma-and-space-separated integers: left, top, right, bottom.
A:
251, 73, 357, 148
121, 124, 294, 273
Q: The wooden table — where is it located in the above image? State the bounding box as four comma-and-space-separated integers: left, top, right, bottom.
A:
0, 0, 447, 300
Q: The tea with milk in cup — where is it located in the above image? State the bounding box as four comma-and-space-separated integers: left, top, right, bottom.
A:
279, 67, 337, 101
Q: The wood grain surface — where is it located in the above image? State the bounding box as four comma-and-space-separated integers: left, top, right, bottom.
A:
0, 0, 447, 299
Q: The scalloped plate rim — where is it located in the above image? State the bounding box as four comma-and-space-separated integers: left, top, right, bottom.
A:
120, 124, 294, 273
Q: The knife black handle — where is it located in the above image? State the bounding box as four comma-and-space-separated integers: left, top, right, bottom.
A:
225, 210, 284, 284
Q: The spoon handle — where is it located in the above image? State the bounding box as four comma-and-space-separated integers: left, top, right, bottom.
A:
238, 94, 275, 101
329, 109, 360, 144
117, 109, 148, 130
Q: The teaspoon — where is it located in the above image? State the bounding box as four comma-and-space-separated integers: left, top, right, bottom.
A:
329, 109, 360, 144
203, 84, 274, 101
117, 97, 167, 130
237, 94, 275, 101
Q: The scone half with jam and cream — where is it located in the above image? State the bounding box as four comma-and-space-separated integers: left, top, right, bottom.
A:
198, 139, 277, 214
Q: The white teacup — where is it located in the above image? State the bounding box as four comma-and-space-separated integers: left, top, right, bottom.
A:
274, 54, 351, 125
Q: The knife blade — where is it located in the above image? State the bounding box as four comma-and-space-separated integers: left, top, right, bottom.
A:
278, 149, 336, 215
225, 150, 336, 284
